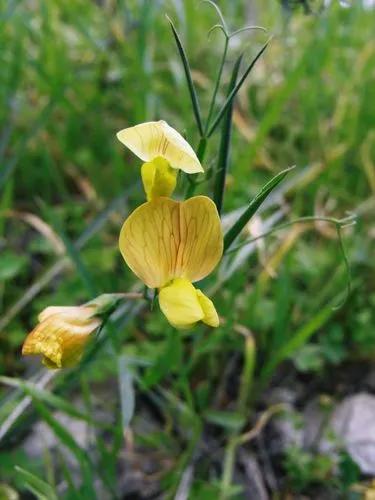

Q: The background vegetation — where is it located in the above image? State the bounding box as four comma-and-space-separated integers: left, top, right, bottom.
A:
0, 0, 374, 498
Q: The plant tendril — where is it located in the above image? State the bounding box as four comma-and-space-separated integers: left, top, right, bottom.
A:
202, 0, 228, 34
225, 214, 357, 309
229, 25, 267, 39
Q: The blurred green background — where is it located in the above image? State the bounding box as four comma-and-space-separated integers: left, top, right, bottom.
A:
0, 0, 374, 498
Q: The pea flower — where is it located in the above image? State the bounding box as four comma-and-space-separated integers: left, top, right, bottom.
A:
119, 196, 223, 329
22, 294, 123, 369
116, 121, 203, 200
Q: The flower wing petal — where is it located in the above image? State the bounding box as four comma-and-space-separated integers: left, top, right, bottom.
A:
119, 197, 181, 288
177, 196, 223, 282
116, 121, 203, 174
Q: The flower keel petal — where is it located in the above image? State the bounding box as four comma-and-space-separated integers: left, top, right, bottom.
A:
196, 289, 219, 327
141, 157, 177, 201
159, 278, 204, 329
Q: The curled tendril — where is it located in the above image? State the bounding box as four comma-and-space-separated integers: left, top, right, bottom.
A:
202, 0, 228, 34
207, 24, 227, 40
208, 24, 268, 41
225, 213, 357, 309
203, 0, 267, 40
229, 26, 267, 39
332, 213, 356, 310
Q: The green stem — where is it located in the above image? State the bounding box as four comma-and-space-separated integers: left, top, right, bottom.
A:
220, 404, 285, 498
220, 334, 255, 498
220, 438, 237, 500
207, 38, 271, 138
237, 334, 256, 416
172, 419, 202, 497
213, 53, 243, 215
185, 137, 207, 198
205, 36, 229, 135
197, 136, 208, 162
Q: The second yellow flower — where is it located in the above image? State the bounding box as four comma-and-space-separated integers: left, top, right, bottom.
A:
119, 196, 223, 328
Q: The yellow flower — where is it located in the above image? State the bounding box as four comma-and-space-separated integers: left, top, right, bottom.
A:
116, 120, 203, 200
119, 196, 223, 329
22, 305, 100, 369
22, 294, 122, 369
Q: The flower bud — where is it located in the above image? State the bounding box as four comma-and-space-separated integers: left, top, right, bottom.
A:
22, 294, 123, 369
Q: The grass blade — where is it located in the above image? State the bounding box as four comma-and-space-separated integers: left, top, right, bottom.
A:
118, 355, 135, 431
0, 103, 53, 191
0, 376, 108, 429
15, 466, 58, 500
207, 38, 271, 137
166, 15, 204, 136
41, 203, 98, 296
31, 398, 96, 497
213, 53, 243, 214
224, 166, 295, 251
0, 188, 135, 333
260, 303, 336, 384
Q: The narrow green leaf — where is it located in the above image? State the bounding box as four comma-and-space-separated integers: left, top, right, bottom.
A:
166, 15, 204, 136
204, 410, 245, 431
275, 306, 335, 366
213, 53, 243, 214
0, 103, 53, 191
0, 252, 27, 280
207, 38, 271, 137
15, 466, 58, 500
31, 398, 87, 463
41, 203, 98, 296
57, 452, 80, 497
224, 166, 295, 252
143, 329, 182, 388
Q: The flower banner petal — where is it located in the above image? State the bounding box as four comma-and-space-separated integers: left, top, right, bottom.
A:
119, 197, 180, 288
176, 196, 223, 283
116, 120, 203, 174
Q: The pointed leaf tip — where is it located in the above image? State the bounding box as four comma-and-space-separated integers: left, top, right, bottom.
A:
224, 165, 296, 251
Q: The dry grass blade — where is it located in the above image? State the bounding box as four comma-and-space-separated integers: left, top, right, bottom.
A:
2, 209, 65, 254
